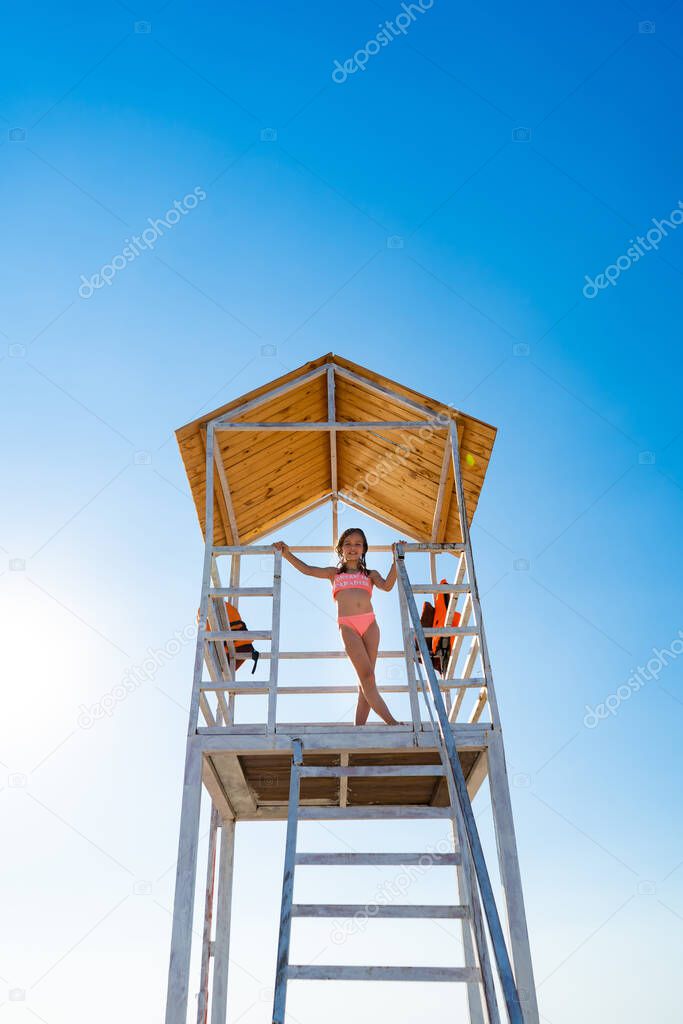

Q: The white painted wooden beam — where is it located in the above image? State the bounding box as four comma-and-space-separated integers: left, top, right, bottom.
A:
212, 364, 327, 425
327, 365, 338, 546
164, 741, 204, 1024
334, 364, 458, 423
486, 730, 540, 1024
213, 433, 239, 544
215, 420, 449, 431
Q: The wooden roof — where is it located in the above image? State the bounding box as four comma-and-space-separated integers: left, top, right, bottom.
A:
175, 353, 497, 545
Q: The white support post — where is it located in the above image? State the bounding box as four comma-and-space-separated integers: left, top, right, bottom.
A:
165, 740, 204, 1024
211, 819, 236, 1024
339, 752, 349, 808
213, 436, 240, 545
487, 730, 540, 1024
428, 551, 452, 716
327, 366, 338, 546
226, 556, 241, 724
448, 422, 500, 727
165, 420, 216, 1024
188, 421, 216, 737
431, 434, 453, 544
267, 550, 283, 733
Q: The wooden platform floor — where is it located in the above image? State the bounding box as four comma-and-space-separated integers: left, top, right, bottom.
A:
202, 731, 487, 821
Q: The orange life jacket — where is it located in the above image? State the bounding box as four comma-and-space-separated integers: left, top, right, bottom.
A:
416, 579, 462, 676
200, 601, 260, 674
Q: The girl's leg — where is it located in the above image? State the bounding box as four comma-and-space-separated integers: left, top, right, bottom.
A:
339, 622, 398, 725
354, 618, 377, 723
355, 690, 371, 726
358, 619, 391, 724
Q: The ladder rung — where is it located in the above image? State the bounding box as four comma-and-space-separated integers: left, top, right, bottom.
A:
402, 543, 466, 552
287, 965, 480, 983
411, 583, 469, 593
298, 765, 445, 778
298, 806, 452, 820
208, 587, 274, 597
291, 904, 468, 919
205, 630, 271, 641
199, 680, 485, 694
295, 852, 461, 866
421, 627, 478, 637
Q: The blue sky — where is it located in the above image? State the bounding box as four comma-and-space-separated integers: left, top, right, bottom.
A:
2, 1, 683, 1022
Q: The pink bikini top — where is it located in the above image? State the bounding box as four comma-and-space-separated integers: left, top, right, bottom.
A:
332, 570, 374, 600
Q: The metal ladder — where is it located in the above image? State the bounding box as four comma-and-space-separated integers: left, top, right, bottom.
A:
271, 739, 487, 1024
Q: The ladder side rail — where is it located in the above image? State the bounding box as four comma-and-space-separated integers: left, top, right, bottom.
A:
444, 555, 468, 720
429, 552, 450, 715
209, 561, 233, 683
427, 498, 482, 1019
205, 581, 241, 726
396, 548, 523, 1024
446, 593, 473, 678
449, 633, 481, 725
198, 634, 219, 727
448, 421, 500, 727
205, 580, 231, 725
432, 549, 469, 715
226, 555, 241, 724
267, 550, 283, 733
456, 847, 486, 1024
272, 738, 303, 1024
412, 646, 500, 1024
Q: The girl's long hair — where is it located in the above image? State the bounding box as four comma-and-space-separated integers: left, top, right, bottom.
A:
335, 527, 369, 575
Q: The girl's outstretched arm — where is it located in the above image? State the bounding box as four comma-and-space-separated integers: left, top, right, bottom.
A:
369, 540, 407, 592
273, 541, 336, 580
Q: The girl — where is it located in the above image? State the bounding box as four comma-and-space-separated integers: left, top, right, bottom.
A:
273, 528, 402, 726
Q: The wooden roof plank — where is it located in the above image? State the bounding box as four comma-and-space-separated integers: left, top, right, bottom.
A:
175, 353, 497, 542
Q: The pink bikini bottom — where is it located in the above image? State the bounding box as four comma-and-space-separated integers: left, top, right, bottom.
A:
338, 612, 376, 638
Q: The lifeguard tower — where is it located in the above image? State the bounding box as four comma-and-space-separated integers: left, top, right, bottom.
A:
166, 353, 538, 1024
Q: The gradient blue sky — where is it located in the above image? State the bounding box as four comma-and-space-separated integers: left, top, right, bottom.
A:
2, 1, 683, 1022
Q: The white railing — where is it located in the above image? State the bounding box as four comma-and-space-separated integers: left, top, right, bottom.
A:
193, 543, 492, 733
